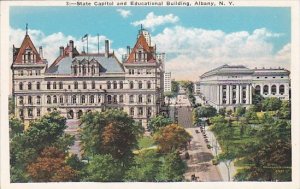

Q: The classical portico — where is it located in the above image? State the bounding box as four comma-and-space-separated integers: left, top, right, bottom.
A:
199, 64, 290, 111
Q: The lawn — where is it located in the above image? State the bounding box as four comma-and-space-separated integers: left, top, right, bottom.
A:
138, 136, 155, 149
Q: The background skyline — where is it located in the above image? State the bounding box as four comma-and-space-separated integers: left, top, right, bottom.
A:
10, 6, 291, 81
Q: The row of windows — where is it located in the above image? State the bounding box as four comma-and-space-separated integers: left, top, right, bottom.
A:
129, 107, 152, 117
18, 94, 153, 105
128, 69, 153, 75
18, 69, 41, 76
255, 85, 285, 95
18, 81, 153, 90
19, 108, 41, 118
72, 64, 99, 76
256, 76, 285, 79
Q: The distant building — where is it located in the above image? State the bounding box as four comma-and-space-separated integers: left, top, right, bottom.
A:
164, 72, 171, 92
198, 64, 290, 111
11, 26, 165, 128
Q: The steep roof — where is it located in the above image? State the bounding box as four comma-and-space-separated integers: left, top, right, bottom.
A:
46, 53, 124, 75
200, 64, 253, 78
125, 34, 156, 63
13, 34, 43, 64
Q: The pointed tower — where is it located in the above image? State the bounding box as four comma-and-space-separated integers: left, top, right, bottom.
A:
11, 24, 47, 127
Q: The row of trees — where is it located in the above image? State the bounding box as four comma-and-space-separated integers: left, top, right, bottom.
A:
209, 97, 291, 181
10, 110, 192, 182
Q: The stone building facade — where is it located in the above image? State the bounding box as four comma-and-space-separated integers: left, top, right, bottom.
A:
11, 28, 165, 128
198, 64, 290, 111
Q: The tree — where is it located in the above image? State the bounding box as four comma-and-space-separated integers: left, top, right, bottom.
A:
154, 124, 192, 153
171, 81, 179, 94
156, 151, 186, 181
27, 147, 78, 182
125, 149, 161, 181
278, 100, 291, 119
147, 115, 172, 134
235, 106, 245, 118
193, 106, 217, 123
218, 108, 226, 116
252, 94, 264, 111
80, 109, 144, 166
83, 154, 122, 182
10, 112, 74, 182
262, 97, 282, 111
245, 105, 258, 123
9, 117, 24, 138
9, 96, 15, 115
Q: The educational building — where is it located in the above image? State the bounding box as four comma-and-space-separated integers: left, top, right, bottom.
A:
198, 64, 290, 111
11, 27, 165, 128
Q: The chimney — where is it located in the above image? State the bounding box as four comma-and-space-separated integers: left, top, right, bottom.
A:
59, 46, 64, 57
69, 40, 74, 58
127, 46, 131, 55
105, 40, 109, 58
39, 46, 43, 59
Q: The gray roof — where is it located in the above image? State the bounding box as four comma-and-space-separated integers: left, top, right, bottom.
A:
46, 54, 124, 74
200, 64, 253, 78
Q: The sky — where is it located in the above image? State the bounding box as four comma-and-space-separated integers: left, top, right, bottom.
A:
9, 6, 291, 81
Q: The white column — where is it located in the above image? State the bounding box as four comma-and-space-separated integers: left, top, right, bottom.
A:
249, 85, 253, 104
229, 85, 233, 105
236, 85, 240, 104
260, 84, 263, 96
239, 85, 243, 104
226, 85, 230, 104
246, 84, 250, 104
268, 84, 271, 96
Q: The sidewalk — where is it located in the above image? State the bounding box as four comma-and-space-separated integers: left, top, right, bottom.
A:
204, 126, 237, 181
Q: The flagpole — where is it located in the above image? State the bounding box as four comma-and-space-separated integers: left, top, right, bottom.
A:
87, 35, 88, 54
97, 33, 99, 55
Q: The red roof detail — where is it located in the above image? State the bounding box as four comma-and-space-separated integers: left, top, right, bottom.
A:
126, 34, 156, 63
14, 34, 43, 64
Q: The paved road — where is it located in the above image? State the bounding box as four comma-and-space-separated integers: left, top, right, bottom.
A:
184, 127, 223, 182
65, 119, 81, 158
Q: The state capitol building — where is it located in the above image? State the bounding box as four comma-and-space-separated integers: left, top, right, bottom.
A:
11, 27, 165, 128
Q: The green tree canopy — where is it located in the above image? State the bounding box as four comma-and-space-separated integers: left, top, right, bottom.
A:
262, 97, 282, 111
171, 81, 179, 94
83, 154, 122, 182
147, 115, 172, 134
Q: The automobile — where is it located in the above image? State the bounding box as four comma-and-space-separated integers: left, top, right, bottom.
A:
195, 130, 199, 133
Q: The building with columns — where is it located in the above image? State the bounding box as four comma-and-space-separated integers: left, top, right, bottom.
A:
11, 27, 165, 128
198, 64, 290, 111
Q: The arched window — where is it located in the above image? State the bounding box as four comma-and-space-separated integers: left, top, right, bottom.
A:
47, 95, 51, 104
36, 82, 40, 90
74, 81, 78, 89
77, 110, 83, 119
113, 95, 117, 103
19, 82, 23, 90
147, 107, 152, 117
147, 95, 152, 103
113, 81, 117, 89
138, 94, 143, 103
73, 65, 77, 75
147, 81, 151, 89
119, 81, 123, 89
83, 81, 87, 89
47, 82, 51, 90
91, 65, 95, 75
59, 82, 63, 89
28, 82, 32, 90
138, 107, 143, 116
107, 81, 111, 89
19, 109, 24, 117
53, 82, 57, 89
36, 96, 41, 104
130, 107, 134, 116
138, 81, 143, 89
271, 85, 276, 94
107, 95, 112, 104
92, 81, 95, 89
129, 95, 134, 103
81, 95, 85, 104
279, 85, 285, 95
72, 95, 77, 104
82, 65, 86, 75
263, 85, 269, 95
255, 85, 261, 95
90, 95, 95, 104
59, 96, 63, 104
119, 95, 124, 103
19, 96, 24, 105
53, 95, 57, 103
37, 108, 41, 117
130, 81, 134, 89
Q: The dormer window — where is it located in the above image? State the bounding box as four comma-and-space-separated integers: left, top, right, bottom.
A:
23, 48, 35, 63
138, 51, 142, 61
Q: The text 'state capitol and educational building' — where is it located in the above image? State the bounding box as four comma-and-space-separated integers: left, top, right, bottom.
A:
11, 27, 165, 127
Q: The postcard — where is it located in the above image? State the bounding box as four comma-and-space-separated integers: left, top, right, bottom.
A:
0, 0, 299, 189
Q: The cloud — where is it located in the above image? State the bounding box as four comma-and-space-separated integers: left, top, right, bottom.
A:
9, 27, 126, 65
116, 9, 132, 18
131, 12, 179, 31
152, 26, 290, 81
